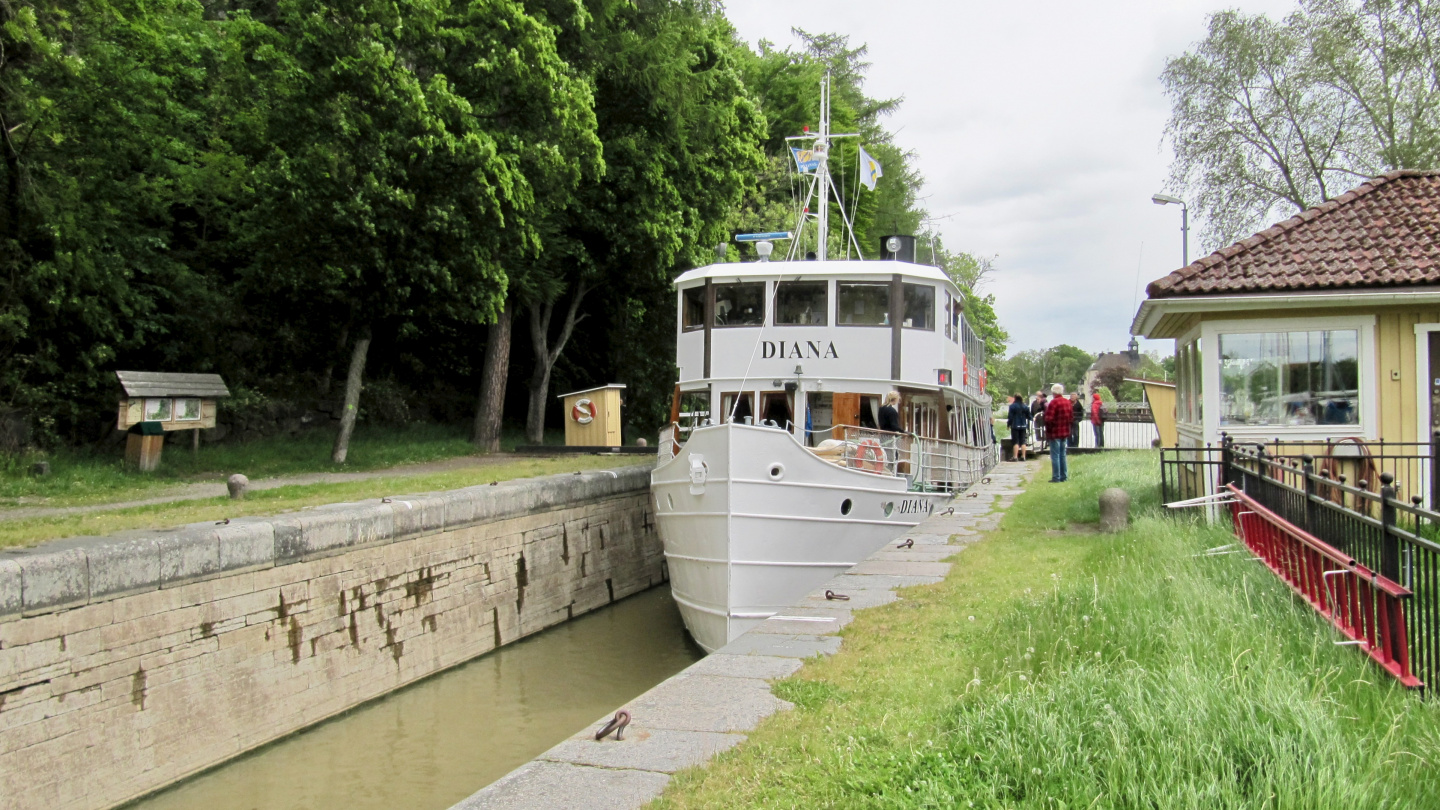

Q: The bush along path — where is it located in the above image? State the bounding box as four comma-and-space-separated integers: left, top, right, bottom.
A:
452, 462, 1037, 810
649, 452, 1440, 809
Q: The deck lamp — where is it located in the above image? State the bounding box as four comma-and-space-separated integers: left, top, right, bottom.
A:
755, 240, 774, 262
1151, 193, 1189, 267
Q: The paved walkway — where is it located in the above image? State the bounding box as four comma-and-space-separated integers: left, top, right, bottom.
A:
0, 453, 533, 523
451, 460, 1040, 810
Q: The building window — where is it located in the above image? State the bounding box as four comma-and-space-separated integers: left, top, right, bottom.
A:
774, 281, 828, 325
175, 398, 202, 421
1218, 330, 1359, 427
144, 398, 171, 422
681, 287, 705, 331
714, 282, 764, 327
902, 284, 934, 330
838, 282, 889, 326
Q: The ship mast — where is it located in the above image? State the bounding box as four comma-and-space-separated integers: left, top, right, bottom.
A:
787, 72, 863, 261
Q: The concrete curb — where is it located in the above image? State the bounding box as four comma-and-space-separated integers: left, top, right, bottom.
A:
0, 465, 653, 621
450, 461, 1038, 810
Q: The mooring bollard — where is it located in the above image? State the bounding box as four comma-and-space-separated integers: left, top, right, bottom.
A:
227, 473, 249, 500
1099, 487, 1130, 532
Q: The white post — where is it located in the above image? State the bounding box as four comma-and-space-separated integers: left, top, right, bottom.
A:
816, 73, 829, 261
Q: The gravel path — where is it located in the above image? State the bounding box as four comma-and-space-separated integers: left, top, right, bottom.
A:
0, 453, 528, 523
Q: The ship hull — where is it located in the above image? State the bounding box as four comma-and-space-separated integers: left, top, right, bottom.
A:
652, 423, 948, 653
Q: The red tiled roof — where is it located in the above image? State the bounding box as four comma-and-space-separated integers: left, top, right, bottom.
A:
1146, 170, 1440, 299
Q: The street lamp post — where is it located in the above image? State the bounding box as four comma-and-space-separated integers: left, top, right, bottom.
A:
1151, 193, 1188, 267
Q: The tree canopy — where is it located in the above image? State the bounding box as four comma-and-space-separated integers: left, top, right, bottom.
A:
1163, 0, 1440, 249
0, 2, 1007, 452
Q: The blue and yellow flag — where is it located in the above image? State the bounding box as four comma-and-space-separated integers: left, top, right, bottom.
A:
859, 147, 883, 191
791, 147, 821, 174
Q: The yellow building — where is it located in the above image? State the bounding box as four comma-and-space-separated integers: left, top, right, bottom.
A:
1133, 170, 1440, 470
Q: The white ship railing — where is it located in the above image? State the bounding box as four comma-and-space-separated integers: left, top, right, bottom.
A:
834, 426, 995, 494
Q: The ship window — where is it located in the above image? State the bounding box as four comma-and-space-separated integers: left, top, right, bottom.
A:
714, 282, 764, 327
903, 284, 934, 330
838, 282, 890, 326
774, 281, 828, 326
951, 295, 962, 343
944, 294, 953, 340
681, 287, 705, 331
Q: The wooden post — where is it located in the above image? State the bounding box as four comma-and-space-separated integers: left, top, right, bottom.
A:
193, 426, 200, 457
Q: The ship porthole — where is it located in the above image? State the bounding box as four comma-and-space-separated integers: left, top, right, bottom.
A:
840, 498, 853, 515
667, 493, 675, 510
768, 463, 785, 481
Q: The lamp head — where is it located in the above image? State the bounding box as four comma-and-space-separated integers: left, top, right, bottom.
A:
1151, 193, 1184, 206
755, 240, 774, 261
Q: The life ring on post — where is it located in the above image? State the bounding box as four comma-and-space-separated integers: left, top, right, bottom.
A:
852, 438, 885, 473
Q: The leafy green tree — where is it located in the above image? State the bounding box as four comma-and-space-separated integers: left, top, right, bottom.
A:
0, 0, 237, 444
511, 0, 766, 443
1163, 0, 1440, 248
233, 0, 598, 461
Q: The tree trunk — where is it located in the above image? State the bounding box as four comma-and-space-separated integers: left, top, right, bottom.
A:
472, 303, 513, 452
524, 281, 590, 443
331, 326, 371, 464
525, 281, 590, 445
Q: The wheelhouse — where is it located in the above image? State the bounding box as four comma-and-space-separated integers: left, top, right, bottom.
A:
669, 259, 990, 448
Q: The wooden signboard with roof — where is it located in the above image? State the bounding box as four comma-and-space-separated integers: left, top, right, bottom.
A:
115, 371, 230, 470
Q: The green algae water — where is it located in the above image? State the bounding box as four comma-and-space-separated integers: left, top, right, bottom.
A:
125, 586, 701, 810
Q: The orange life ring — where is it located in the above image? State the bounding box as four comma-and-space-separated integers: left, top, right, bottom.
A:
852, 438, 885, 473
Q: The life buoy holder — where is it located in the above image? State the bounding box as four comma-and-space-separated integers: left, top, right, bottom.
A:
571, 398, 595, 424
852, 438, 885, 473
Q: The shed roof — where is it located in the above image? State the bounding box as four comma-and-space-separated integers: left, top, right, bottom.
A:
116, 371, 230, 398
1146, 169, 1440, 299
556, 384, 625, 400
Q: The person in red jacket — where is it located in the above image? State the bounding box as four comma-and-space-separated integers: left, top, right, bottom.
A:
1044, 384, 1073, 482
1090, 391, 1104, 448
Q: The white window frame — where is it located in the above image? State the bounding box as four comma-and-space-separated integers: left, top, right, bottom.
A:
1175, 326, 1202, 434
1201, 314, 1377, 442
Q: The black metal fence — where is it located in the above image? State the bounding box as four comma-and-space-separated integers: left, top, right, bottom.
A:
1162, 436, 1440, 691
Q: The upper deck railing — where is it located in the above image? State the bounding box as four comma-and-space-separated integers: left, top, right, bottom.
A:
832, 425, 996, 494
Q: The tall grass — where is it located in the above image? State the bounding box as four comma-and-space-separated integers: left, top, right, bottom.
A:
655, 453, 1440, 809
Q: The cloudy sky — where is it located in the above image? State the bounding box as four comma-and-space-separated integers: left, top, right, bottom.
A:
723, 0, 1297, 357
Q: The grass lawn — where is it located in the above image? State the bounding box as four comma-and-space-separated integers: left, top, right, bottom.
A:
0, 423, 555, 509
0, 455, 636, 550
654, 452, 1440, 809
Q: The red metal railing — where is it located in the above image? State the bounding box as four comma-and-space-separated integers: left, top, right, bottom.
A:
1227, 484, 1422, 688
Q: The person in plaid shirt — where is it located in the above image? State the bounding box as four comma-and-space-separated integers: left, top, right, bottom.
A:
1044, 384, 1073, 482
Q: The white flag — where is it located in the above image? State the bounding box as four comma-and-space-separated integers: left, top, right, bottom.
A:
859, 147, 883, 191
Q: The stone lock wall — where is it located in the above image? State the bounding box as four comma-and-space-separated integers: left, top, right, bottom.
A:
0, 466, 662, 810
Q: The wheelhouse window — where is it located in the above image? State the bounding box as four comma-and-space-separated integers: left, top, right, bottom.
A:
774, 280, 828, 325
714, 282, 764, 327
681, 286, 705, 331
1218, 330, 1359, 427
838, 282, 889, 326
903, 284, 934, 330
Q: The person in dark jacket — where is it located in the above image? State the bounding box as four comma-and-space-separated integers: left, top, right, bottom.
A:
1044, 384, 1074, 482
1006, 394, 1030, 461
878, 391, 903, 474
1068, 393, 1084, 448
878, 391, 903, 432
1030, 392, 1047, 450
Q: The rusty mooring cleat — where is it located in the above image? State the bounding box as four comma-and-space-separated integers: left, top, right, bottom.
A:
595, 710, 631, 741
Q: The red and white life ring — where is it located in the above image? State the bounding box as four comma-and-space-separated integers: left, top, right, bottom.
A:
571, 398, 595, 425
852, 437, 885, 473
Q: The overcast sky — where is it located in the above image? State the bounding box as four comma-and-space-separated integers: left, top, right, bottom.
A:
722, 0, 1298, 357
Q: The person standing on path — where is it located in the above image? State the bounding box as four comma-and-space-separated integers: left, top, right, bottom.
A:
1090, 391, 1105, 448
1044, 384, 1073, 482
1030, 391, 1047, 452
1068, 393, 1084, 449
1006, 394, 1030, 461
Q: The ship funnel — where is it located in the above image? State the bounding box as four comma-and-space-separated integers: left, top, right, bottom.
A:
879, 235, 916, 262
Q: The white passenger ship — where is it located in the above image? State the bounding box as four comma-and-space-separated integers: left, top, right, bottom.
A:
651, 79, 997, 653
